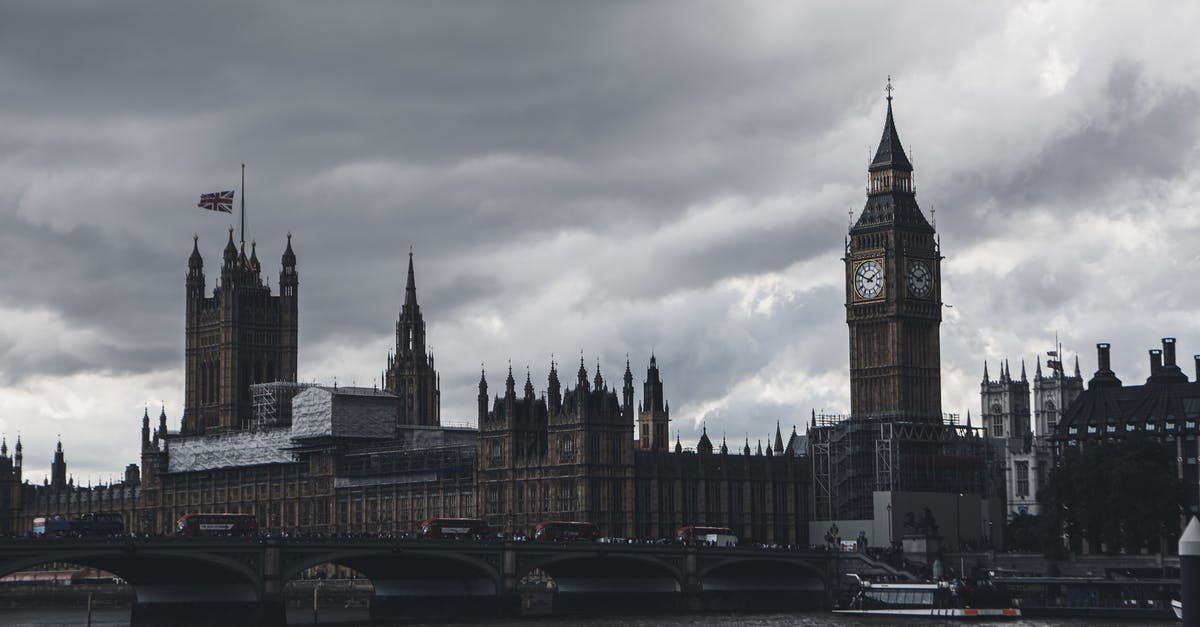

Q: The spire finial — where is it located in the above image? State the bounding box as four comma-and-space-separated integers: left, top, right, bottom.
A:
885, 75, 894, 102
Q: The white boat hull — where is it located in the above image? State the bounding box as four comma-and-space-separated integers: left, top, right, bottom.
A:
834, 607, 1021, 618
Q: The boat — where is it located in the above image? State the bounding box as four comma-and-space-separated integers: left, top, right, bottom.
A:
834, 573, 1020, 618
1173, 598, 1182, 620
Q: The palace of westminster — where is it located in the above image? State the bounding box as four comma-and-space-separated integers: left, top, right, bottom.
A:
1, 89, 1198, 548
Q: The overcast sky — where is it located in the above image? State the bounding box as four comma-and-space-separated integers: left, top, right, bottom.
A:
3, 1, 1200, 483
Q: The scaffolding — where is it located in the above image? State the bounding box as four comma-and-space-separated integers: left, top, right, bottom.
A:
810, 412, 992, 521
250, 382, 316, 429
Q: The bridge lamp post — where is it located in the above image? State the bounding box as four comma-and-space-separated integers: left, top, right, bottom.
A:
956, 493, 963, 551
886, 503, 892, 547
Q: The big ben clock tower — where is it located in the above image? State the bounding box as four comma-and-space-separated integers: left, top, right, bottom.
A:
846, 80, 942, 421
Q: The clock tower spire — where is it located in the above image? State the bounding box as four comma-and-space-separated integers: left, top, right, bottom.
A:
845, 78, 942, 421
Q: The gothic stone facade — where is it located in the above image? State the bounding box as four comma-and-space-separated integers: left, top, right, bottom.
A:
812, 86, 996, 524
477, 357, 811, 543
132, 243, 465, 535
980, 356, 1083, 518
183, 230, 298, 435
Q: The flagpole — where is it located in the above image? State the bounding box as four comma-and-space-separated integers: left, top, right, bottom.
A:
240, 164, 246, 246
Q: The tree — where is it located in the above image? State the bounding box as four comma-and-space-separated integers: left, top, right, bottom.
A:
1039, 435, 1183, 556
1005, 513, 1042, 553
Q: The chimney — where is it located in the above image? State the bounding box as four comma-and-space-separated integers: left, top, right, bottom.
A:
1195, 354, 1200, 381
1150, 349, 1163, 377
1089, 342, 1122, 389
1154, 338, 1189, 384
1164, 338, 1178, 368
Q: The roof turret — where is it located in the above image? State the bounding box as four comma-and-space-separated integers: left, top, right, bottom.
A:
189, 234, 203, 269
697, 425, 713, 455
282, 232, 296, 268
223, 227, 238, 263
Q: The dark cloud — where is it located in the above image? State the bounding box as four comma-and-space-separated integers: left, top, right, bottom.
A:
2, 3, 1199, 478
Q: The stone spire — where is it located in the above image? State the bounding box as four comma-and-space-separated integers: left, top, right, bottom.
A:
697, 425, 713, 455
870, 77, 912, 171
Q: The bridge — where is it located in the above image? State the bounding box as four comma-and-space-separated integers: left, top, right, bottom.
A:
0, 538, 833, 625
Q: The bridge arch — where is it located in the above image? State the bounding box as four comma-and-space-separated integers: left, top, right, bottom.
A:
522, 551, 684, 594
0, 546, 260, 590
697, 556, 826, 593
280, 546, 500, 592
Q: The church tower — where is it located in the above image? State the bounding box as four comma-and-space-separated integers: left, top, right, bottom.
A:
50, 439, 67, 489
845, 80, 942, 421
638, 354, 671, 451
384, 252, 441, 426
182, 230, 299, 435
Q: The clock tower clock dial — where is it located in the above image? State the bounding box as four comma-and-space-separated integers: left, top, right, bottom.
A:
906, 260, 931, 297
844, 84, 942, 422
854, 260, 884, 299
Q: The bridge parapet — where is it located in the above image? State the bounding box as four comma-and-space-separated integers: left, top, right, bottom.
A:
0, 538, 833, 622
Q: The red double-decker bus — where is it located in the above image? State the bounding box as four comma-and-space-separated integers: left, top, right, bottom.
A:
419, 518, 490, 539
675, 525, 737, 547
176, 513, 259, 537
532, 521, 600, 542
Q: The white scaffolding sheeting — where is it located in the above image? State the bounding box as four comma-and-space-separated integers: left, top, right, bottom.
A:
167, 427, 295, 473
291, 386, 396, 440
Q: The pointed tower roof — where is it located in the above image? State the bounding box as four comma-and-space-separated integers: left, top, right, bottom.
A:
524, 367, 534, 399
983, 361, 989, 383
282, 232, 296, 267
720, 434, 728, 455
870, 78, 913, 173
674, 431, 682, 454
403, 249, 419, 312
223, 227, 238, 260
1036, 357, 1043, 379
697, 425, 713, 455
743, 438, 751, 456
249, 240, 260, 272
189, 234, 203, 269
1074, 355, 1082, 378
773, 421, 784, 453
1020, 359, 1027, 382
855, 77, 930, 232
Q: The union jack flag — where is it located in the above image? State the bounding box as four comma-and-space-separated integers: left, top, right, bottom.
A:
198, 190, 234, 213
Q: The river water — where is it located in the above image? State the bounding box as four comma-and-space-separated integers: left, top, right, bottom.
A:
0, 608, 1179, 627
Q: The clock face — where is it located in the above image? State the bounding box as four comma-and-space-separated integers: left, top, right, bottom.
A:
854, 260, 884, 299
907, 260, 932, 297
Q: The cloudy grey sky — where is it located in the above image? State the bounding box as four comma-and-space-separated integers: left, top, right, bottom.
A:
2, 1, 1199, 482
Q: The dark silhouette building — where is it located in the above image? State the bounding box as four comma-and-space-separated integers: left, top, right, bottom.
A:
845, 85, 942, 421
477, 357, 811, 543
810, 83, 997, 548
182, 230, 298, 434
1053, 339, 1200, 522
383, 252, 440, 427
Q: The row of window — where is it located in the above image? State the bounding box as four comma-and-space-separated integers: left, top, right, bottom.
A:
1068, 419, 1199, 435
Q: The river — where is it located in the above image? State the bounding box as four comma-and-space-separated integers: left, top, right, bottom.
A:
0, 608, 1179, 627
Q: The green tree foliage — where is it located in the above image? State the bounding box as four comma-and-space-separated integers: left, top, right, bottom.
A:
1004, 513, 1042, 553
1039, 436, 1184, 556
